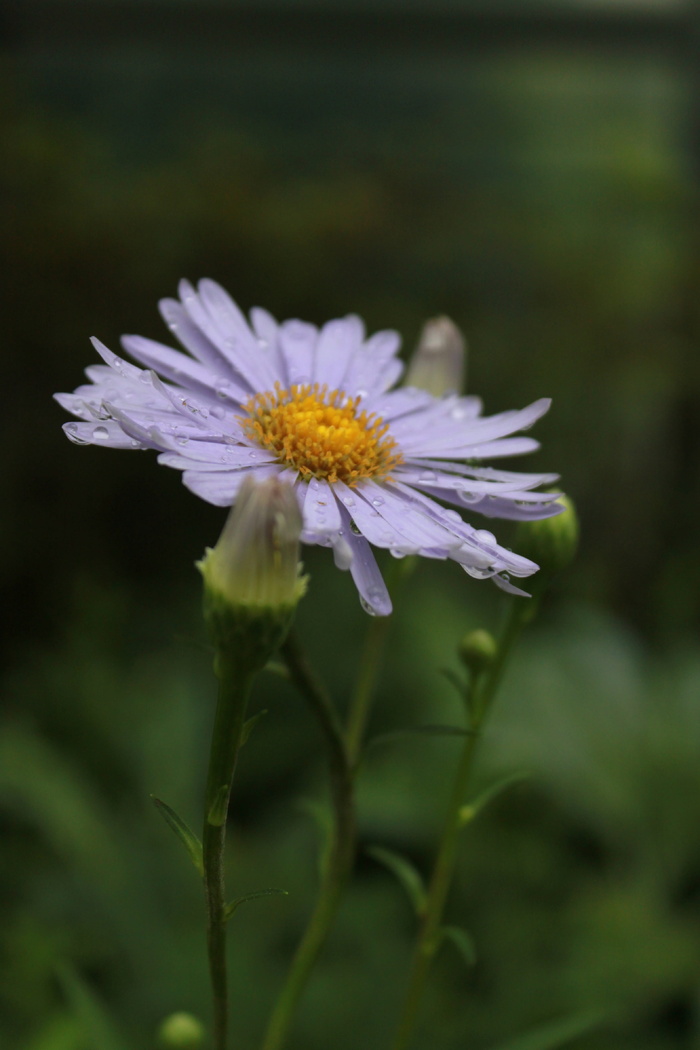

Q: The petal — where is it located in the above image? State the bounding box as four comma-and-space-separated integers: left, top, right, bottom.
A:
62, 420, 146, 449
182, 464, 281, 506
302, 476, 343, 539
337, 505, 393, 616
122, 334, 248, 404
278, 320, 318, 387
344, 330, 402, 398
314, 316, 364, 390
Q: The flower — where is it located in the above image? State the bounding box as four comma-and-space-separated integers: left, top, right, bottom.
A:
200, 474, 306, 613
56, 279, 561, 616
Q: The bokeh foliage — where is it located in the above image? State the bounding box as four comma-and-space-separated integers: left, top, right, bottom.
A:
2, 7, 700, 1048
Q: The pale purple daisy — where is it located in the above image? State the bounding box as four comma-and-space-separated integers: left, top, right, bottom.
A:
56, 279, 561, 616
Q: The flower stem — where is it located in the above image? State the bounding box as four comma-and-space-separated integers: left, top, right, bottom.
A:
203, 657, 254, 1050
261, 631, 355, 1050
390, 598, 531, 1050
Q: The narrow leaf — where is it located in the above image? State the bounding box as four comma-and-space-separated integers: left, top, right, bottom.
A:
366, 845, 426, 916
439, 924, 477, 966
207, 784, 229, 827
56, 963, 129, 1050
151, 796, 203, 875
365, 724, 475, 756
489, 1009, 608, 1050
240, 709, 268, 747
459, 771, 530, 826
224, 887, 289, 921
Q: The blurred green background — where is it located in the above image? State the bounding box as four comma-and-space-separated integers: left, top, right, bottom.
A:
2, 1, 700, 1048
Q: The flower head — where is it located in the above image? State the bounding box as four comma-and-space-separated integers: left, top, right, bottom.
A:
56, 279, 561, 615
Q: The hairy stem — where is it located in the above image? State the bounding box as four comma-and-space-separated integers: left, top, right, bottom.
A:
390, 598, 530, 1050
203, 658, 254, 1050
260, 631, 355, 1050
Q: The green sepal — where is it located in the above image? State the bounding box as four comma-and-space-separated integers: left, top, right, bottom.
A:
366, 845, 427, 916
151, 796, 204, 876
459, 771, 530, 826
223, 887, 289, 921
438, 924, 477, 966
240, 709, 268, 747
488, 1009, 608, 1050
206, 784, 230, 827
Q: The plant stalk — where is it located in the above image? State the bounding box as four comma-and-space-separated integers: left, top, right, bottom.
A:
203, 657, 254, 1050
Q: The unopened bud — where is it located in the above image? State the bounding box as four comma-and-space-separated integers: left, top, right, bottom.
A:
405, 316, 466, 397
515, 494, 579, 588
458, 629, 498, 676
198, 476, 307, 669
157, 1012, 205, 1048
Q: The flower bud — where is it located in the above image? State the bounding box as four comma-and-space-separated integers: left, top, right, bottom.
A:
458, 628, 498, 677
515, 494, 579, 588
198, 476, 307, 669
157, 1012, 205, 1049
405, 316, 466, 397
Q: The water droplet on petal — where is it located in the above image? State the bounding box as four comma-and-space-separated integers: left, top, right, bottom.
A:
371, 496, 385, 507
93, 425, 109, 441
474, 529, 496, 546
450, 406, 466, 420
176, 436, 189, 446
459, 490, 482, 505
419, 470, 437, 483
210, 405, 226, 420
342, 495, 355, 507
443, 509, 461, 523
65, 424, 89, 445
360, 596, 379, 616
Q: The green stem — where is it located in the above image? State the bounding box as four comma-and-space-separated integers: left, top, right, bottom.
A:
203, 658, 254, 1050
260, 632, 355, 1050
390, 598, 531, 1050
346, 612, 393, 765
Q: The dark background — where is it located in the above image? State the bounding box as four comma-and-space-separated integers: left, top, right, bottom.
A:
2, 2, 700, 1049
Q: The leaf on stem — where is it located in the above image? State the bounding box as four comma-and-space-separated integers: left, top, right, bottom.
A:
56, 962, 129, 1050
365, 724, 475, 758
224, 887, 289, 921
240, 709, 268, 747
488, 1008, 608, 1050
151, 796, 204, 876
438, 924, 477, 967
458, 771, 530, 827
366, 845, 427, 916
206, 784, 230, 827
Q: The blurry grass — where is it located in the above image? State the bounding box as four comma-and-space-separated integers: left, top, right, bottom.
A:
2, 572, 700, 1049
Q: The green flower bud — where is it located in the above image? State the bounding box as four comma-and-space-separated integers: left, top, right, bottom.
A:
198, 476, 307, 670
157, 1012, 205, 1049
515, 494, 579, 588
405, 316, 466, 397
458, 628, 498, 676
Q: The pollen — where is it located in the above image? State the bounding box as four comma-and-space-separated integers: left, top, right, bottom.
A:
240, 382, 403, 485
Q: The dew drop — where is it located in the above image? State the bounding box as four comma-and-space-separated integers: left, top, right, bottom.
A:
341, 495, 355, 507
130, 439, 141, 448
93, 425, 109, 441
459, 490, 482, 505
419, 470, 437, 483
360, 596, 379, 616
371, 496, 385, 508
176, 436, 189, 446
390, 549, 406, 559
450, 406, 466, 420
443, 509, 461, 523
210, 405, 226, 420
474, 529, 496, 546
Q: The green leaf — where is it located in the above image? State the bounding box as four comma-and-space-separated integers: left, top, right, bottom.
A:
56, 963, 129, 1050
151, 796, 204, 875
365, 723, 475, 757
459, 771, 530, 826
439, 924, 477, 966
206, 784, 230, 827
366, 845, 427, 916
224, 887, 289, 921
240, 709, 268, 747
264, 660, 291, 680
488, 1009, 608, 1050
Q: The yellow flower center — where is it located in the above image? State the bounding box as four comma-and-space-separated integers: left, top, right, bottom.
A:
240, 382, 403, 485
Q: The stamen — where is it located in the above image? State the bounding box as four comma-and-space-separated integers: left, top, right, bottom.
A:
240, 382, 403, 485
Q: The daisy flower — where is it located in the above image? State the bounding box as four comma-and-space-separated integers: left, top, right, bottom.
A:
56, 279, 561, 616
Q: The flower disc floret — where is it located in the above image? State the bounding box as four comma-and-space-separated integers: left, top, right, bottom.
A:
241, 382, 403, 486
